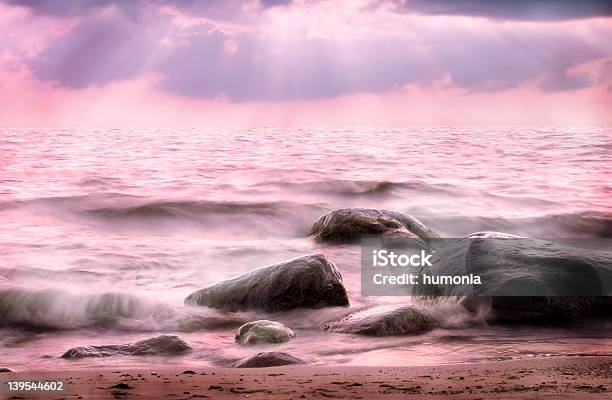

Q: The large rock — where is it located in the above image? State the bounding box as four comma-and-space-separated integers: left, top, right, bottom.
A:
414, 232, 612, 323
323, 305, 437, 336
235, 352, 306, 368
0, 367, 13, 373
309, 208, 438, 244
461, 296, 612, 324
61, 335, 191, 359
185, 254, 349, 312
235, 320, 295, 344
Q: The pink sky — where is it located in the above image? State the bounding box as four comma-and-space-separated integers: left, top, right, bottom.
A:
0, 0, 611, 127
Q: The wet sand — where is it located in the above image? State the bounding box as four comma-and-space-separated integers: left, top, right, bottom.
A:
2, 356, 611, 399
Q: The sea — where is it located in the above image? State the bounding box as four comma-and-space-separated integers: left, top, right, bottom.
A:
1, 126, 611, 370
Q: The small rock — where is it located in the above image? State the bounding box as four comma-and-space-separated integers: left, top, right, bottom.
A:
62, 335, 191, 359
235, 320, 295, 344
235, 352, 306, 368
109, 383, 133, 390
323, 305, 437, 336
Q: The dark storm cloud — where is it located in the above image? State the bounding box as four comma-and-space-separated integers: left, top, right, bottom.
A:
392, 0, 612, 21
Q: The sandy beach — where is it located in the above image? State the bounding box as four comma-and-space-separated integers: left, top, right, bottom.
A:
3, 356, 610, 399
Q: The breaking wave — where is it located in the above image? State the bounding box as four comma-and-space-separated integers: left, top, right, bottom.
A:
0, 285, 245, 332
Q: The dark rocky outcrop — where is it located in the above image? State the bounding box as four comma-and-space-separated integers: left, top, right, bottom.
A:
235, 352, 306, 368
461, 296, 612, 324
414, 232, 612, 324
185, 254, 349, 312
0, 367, 13, 373
309, 208, 438, 244
235, 320, 295, 344
61, 335, 191, 359
323, 305, 437, 336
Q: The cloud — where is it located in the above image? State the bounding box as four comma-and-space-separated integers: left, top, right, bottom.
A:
2, 0, 287, 19
259, 0, 293, 7
159, 27, 434, 100
4, 0, 116, 16
539, 70, 593, 91
423, 27, 604, 91
391, 0, 612, 21
6, 0, 612, 102
596, 59, 612, 83
31, 10, 171, 88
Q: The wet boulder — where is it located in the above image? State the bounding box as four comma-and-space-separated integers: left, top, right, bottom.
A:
61, 335, 191, 359
185, 254, 349, 312
309, 208, 438, 244
323, 305, 437, 336
235, 352, 306, 368
413, 232, 612, 323
461, 296, 612, 324
173, 313, 245, 332
235, 320, 295, 344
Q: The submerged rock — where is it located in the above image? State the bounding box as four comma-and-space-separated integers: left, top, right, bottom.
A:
235, 352, 306, 368
414, 232, 612, 323
236, 320, 295, 344
461, 296, 612, 324
173, 313, 245, 332
185, 254, 349, 312
323, 305, 437, 336
61, 335, 191, 359
309, 208, 438, 244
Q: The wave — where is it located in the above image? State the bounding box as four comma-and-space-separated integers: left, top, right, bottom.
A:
4, 193, 609, 239
423, 211, 612, 238
0, 286, 152, 330
256, 179, 453, 196
0, 285, 245, 332
86, 200, 290, 220
0, 193, 138, 212
545, 211, 612, 238
0, 195, 301, 218
0, 195, 324, 236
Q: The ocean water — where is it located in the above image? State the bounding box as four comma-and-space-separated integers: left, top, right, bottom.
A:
1, 126, 611, 370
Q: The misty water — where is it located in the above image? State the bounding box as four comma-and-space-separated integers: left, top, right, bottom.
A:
1, 126, 611, 370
